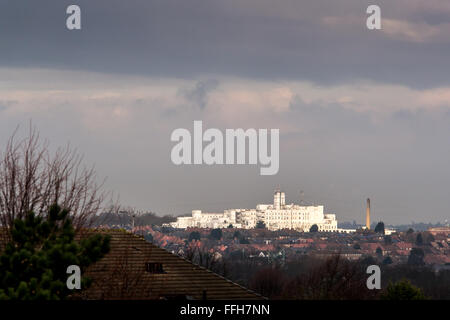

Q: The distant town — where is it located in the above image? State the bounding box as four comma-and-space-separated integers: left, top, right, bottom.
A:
96, 189, 450, 299
166, 190, 396, 235
98, 190, 449, 267
167, 190, 339, 231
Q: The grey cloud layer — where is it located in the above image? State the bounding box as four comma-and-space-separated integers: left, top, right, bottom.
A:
1, 69, 450, 223
1, 0, 450, 87
1, 1, 450, 223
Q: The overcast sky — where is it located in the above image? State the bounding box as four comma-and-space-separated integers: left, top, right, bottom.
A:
1, 0, 450, 224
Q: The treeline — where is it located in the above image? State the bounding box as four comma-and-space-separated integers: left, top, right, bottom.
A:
95, 211, 176, 227
250, 258, 450, 299
390, 222, 447, 232
187, 252, 450, 300
338, 221, 446, 232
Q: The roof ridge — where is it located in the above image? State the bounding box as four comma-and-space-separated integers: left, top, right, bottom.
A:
120, 230, 267, 299
0, 227, 264, 299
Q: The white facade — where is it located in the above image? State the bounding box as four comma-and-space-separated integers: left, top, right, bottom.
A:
169, 190, 338, 232
384, 228, 397, 235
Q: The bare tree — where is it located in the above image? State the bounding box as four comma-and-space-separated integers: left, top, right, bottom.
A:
249, 267, 286, 299
284, 255, 378, 300
0, 125, 106, 234
94, 204, 142, 230
184, 242, 228, 277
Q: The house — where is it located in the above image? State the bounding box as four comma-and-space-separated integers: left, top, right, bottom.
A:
0, 228, 264, 300
428, 227, 450, 237
360, 243, 381, 254
287, 243, 310, 249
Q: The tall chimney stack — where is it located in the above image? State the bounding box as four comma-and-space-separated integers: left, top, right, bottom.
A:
366, 198, 371, 230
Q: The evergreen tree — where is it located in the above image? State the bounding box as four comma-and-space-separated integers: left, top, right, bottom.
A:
380, 280, 426, 300
408, 248, 425, 266
415, 233, 423, 246
382, 256, 393, 265
0, 205, 110, 300
376, 247, 383, 256
209, 228, 222, 240
256, 221, 266, 229
309, 224, 319, 233
144, 233, 153, 243
374, 221, 385, 234
188, 231, 201, 242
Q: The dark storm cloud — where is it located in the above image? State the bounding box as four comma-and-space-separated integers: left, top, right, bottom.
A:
1, 0, 449, 88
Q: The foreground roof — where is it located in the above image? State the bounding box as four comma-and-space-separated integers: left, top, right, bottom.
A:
0, 228, 263, 300
79, 229, 264, 300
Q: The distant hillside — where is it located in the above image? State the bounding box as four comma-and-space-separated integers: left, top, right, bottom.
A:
95, 211, 177, 227
388, 222, 447, 232
339, 221, 447, 232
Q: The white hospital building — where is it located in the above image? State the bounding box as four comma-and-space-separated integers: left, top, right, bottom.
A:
169, 190, 338, 232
